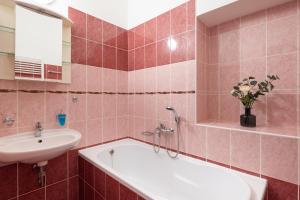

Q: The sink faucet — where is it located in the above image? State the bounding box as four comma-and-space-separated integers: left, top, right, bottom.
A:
34, 122, 43, 137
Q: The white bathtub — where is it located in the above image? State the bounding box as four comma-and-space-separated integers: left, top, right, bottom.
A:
79, 139, 267, 200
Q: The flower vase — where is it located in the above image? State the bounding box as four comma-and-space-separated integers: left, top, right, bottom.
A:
240, 107, 256, 127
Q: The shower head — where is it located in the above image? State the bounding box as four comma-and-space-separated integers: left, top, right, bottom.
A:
166, 107, 180, 124
166, 106, 174, 111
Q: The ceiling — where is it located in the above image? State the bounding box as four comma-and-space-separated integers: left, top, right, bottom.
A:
198, 0, 294, 27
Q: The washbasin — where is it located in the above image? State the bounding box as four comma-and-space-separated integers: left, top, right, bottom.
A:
0, 129, 81, 165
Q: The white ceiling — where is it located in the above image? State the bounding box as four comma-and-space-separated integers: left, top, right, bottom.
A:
20, 0, 295, 30
198, 0, 294, 27
127, 0, 188, 29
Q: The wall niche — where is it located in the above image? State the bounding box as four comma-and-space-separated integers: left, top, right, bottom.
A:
196, 0, 299, 137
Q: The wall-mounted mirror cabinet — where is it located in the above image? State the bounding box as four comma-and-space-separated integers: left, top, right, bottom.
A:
0, 0, 72, 83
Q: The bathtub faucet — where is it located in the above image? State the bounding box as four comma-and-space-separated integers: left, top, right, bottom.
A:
141, 107, 181, 159
142, 123, 174, 136
156, 123, 174, 135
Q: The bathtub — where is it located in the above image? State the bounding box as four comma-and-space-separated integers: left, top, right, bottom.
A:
79, 139, 267, 200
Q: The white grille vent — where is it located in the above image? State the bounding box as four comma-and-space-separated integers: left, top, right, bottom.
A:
15, 57, 43, 80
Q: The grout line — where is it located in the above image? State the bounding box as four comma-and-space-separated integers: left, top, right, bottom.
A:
100, 17, 104, 144
142, 23, 146, 142
239, 17, 242, 117
115, 22, 119, 140
133, 24, 136, 140
217, 25, 221, 121
66, 152, 70, 200
296, 2, 300, 199
229, 129, 232, 169
85, 12, 88, 147
205, 127, 208, 161
259, 134, 262, 178
16, 162, 19, 200
265, 11, 268, 126
18, 187, 45, 198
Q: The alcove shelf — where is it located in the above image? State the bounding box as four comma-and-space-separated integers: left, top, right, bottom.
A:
198, 121, 299, 139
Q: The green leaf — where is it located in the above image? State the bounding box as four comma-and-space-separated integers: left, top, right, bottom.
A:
232, 92, 238, 97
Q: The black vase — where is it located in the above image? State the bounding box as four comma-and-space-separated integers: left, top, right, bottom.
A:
240, 107, 256, 127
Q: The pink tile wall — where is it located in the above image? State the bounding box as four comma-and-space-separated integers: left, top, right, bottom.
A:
193, 1, 300, 199
69, 7, 128, 70
68, 7, 130, 145
0, 7, 130, 200
129, 1, 299, 200
0, 1, 299, 200
197, 0, 300, 136
128, 0, 197, 143
127, 0, 196, 71
189, 126, 299, 200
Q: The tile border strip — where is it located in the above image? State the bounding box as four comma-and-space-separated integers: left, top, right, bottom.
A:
0, 89, 196, 95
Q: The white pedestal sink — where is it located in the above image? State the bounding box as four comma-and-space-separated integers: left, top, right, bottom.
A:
0, 129, 81, 165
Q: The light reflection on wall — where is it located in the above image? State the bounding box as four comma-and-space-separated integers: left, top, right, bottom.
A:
167, 37, 177, 51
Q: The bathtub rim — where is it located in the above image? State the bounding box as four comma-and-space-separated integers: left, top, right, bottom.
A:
79, 138, 267, 200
